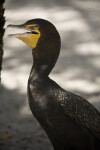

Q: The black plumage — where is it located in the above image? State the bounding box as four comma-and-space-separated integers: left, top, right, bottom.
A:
27, 19, 100, 150
8, 19, 100, 150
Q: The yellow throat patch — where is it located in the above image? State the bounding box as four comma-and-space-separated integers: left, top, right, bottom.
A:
17, 31, 40, 49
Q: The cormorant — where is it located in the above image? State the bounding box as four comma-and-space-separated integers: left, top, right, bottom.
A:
7, 19, 100, 150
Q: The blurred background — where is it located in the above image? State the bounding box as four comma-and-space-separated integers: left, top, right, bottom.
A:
0, 0, 100, 150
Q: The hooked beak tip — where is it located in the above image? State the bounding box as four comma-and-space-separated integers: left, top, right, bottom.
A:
6, 24, 13, 28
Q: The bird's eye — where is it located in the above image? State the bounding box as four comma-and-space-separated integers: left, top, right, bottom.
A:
34, 25, 39, 29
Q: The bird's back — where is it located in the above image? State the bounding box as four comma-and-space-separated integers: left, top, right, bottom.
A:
28, 77, 100, 150
50, 79, 100, 140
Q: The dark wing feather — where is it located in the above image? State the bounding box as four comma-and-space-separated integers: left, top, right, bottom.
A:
54, 87, 100, 140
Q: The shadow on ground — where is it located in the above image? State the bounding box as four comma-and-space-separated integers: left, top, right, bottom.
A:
0, 85, 53, 150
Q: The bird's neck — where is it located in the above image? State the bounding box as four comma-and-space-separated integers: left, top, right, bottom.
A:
29, 51, 57, 82
29, 64, 51, 81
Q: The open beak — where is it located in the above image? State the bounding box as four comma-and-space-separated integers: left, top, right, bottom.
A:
7, 24, 39, 38
6, 23, 40, 49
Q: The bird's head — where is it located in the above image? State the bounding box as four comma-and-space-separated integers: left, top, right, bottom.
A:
7, 19, 61, 75
7, 18, 60, 50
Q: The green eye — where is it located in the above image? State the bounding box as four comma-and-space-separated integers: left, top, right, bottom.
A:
34, 25, 39, 29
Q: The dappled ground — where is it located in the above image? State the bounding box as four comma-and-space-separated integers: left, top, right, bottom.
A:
0, 0, 100, 150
